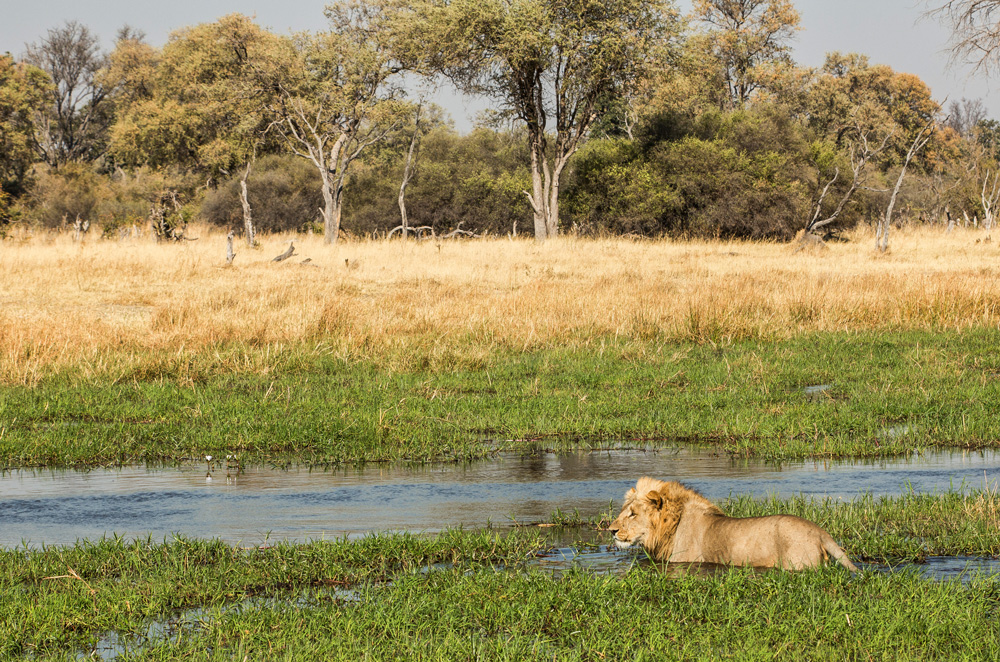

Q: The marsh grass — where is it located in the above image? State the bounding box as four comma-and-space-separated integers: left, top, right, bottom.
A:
3, 325, 1000, 465
2, 511, 998, 660
0, 530, 549, 659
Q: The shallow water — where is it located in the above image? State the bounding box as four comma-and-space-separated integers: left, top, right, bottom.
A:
532, 545, 1000, 582
1, 448, 998, 548
82, 548, 1000, 661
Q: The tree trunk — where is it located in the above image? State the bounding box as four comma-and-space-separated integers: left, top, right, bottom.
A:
545, 155, 572, 238
320, 172, 343, 245
529, 139, 548, 242
239, 163, 255, 248
397, 106, 421, 239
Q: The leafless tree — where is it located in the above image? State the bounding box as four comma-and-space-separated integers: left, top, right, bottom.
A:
980, 169, 1000, 229
804, 122, 895, 238
239, 163, 256, 247
397, 104, 422, 239
878, 118, 936, 252
928, 1, 1000, 74
945, 97, 987, 136
23, 21, 112, 165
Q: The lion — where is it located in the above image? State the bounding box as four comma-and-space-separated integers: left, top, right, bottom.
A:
608, 477, 858, 571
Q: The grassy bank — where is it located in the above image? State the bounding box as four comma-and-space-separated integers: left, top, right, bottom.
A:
3, 486, 999, 661
113, 570, 1000, 661
2, 327, 1000, 466
3, 229, 1000, 467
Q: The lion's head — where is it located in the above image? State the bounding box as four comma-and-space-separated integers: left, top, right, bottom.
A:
608, 477, 692, 560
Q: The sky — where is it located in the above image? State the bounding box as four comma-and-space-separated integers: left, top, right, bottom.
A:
1, 0, 995, 131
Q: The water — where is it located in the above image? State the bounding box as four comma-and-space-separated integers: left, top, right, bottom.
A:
82, 548, 1000, 660
532, 546, 1000, 582
1, 448, 997, 548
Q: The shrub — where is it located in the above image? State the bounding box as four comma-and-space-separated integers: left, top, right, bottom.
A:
199, 155, 323, 235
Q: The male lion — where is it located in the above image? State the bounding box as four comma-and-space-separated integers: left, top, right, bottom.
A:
609, 477, 858, 571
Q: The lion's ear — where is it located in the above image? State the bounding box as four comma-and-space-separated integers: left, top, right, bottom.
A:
624, 487, 636, 500
645, 490, 663, 510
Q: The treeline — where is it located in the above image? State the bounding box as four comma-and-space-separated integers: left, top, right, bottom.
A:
1, 0, 998, 243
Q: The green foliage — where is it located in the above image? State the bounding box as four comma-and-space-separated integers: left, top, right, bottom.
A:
200, 155, 324, 234
3, 533, 998, 660
346, 127, 532, 235
563, 138, 681, 235
0, 55, 49, 203
109, 14, 286, 175
644, 108, 812, 238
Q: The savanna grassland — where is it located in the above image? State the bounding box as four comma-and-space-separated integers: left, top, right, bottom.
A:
3, 226, 1000, 660
2, 225, 1000, 465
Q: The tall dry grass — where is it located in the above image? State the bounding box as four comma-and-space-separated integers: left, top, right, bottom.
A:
2, 224, 999, 384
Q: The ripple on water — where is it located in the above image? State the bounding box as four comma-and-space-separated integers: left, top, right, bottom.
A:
1, 448, 998, 547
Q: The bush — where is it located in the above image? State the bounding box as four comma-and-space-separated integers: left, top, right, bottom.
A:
636, 108, 815, 239
563, 138, 681, 236
346, 127, 532, 236
24, 163, 104, 229
199, 155, 323, 235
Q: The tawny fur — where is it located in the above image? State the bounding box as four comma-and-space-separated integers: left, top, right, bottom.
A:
609, 477, 858, 571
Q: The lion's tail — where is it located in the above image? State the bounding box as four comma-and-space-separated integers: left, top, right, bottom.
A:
823, 535, 859, 572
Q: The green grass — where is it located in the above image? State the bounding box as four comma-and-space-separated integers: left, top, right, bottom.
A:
2, 526, 998, 660
165, 569, 997, 661
2, 327, 1000, 467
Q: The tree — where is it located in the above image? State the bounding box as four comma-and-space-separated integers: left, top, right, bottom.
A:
258, 1, 410, 244
945, 97, 987, 137
693, 0, 800, 109
0, 55, 49, 202
109, 15, 287, 244
929, 0, 1000, 74
23, 21, 113, 166
388, 0, 680, 241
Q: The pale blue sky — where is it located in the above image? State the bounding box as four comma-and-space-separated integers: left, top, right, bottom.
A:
1, 0, 993, 130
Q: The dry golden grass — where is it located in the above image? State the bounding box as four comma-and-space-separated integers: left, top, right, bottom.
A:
2, 224, 999, 384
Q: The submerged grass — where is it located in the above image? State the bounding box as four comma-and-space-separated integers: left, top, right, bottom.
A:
162, 569, 997, 661
2, 504, 998, 661
2, 327, 1000, 466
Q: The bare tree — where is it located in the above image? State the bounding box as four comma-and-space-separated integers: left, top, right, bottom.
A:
804, 122, 895, 238
239, 163, 256, 247
397, 104, 422, 239
929, 1, 1000, 72
878, 118, 936, 252
24, 21, 112, 165
945, 97, 987, 136
980, 168, 1000, 230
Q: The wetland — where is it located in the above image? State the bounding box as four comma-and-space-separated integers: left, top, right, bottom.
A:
2, 233, 1000, 659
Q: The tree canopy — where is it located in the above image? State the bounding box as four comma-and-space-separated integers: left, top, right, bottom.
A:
1, 0, 991, 244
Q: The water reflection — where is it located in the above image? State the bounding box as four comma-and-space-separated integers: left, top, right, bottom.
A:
531, 546, 1000, 583
0, 448, 997, 548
